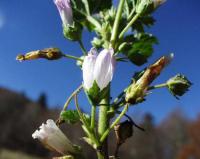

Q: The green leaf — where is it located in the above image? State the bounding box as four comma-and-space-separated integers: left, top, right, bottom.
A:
60, 110, 91, 125
122, 33, 158, 66
88, 0, 112, 14
60, 110, 80, 124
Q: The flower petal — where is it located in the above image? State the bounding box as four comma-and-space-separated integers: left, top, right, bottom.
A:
94, 48, 116, 90
54, 0, 73, 26
82, 48, 98, 90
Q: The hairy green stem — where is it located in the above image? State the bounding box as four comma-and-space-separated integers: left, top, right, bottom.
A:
62, 85, 83, 111
87, 15, 102, 30
78, 40, 87, 55
119, 13, 141, 39
82, 0, 90, 15
100, 104, 129, 143
127, 8, 135, 21
91, 105, 96, 130
110, 0, 125, 48
148, 83, 168, 90
74, 94, 100, 147
97, 89, 110, 159
62, 54, 83, 61
97, 151, 105, 159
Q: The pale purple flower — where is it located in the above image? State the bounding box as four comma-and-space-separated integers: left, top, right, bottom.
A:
82, 48, 98, 90
32, 119, 75, 155
82, 48, 116, 91
153, 0, 166, 8
54, 0, 73, 26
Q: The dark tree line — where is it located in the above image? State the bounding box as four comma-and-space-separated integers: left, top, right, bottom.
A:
0, 87, 199, 159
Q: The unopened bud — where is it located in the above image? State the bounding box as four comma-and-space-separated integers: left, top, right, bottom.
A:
16, 48, 63, 62
167, 74, 192, 99
153, 0, 166, 8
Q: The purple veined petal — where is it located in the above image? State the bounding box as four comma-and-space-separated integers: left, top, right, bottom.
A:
82, 48, 98, 90
94, 48, 116, 90
54, 0, 73, 26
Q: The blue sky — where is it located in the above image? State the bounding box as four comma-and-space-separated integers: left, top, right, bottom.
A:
0, 0, 199, 122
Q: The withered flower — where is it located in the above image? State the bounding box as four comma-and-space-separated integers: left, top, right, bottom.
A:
16, 48, 63, 61
125, 54, 173, 104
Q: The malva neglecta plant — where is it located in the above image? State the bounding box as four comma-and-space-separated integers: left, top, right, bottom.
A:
16, 0, 192, 159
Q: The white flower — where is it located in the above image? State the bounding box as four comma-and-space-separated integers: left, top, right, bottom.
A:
32, 119, 75, 155
153, 0, 166, 8
82, 48, 116, 91
54, 0, 73, 26
94, 48, 116, 90
82, 48, 98, 90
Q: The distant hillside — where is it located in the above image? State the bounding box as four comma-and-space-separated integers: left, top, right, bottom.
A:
0, 87, 199, 159
0, 87, 58, 157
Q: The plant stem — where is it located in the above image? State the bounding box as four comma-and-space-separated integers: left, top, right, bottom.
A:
62, 85, 83, 111
62, 54, 83, 61
97, 151, 105, 159
119, 13, 141, 39
91, 105, 96, 130
82, 0, 90, 15
74, 94, 100, 147
87, 15, 102, 30
97, 89, 110, 159
148, 83, 167, 90
78, 40, 87, 55
110, 0, 125, 48
100, 104, 129, 143
127, 8, 135, 21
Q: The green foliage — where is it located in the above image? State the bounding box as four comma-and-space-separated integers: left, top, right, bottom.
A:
60, 110, 80, 124
60, 110, 90, 125
87, 81, 110, 105
121, 33, 158, 66
63, 22, 82, 41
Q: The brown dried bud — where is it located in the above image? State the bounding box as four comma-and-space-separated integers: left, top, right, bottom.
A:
125, 54, 173, 104
16, 48, 63, 62
114, 120, 133, 145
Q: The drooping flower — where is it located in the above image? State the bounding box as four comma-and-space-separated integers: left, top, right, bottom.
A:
16, 48, 63, 62
54, 0, 73, 26
82, 48, 116, 91
32, 119, 76, 155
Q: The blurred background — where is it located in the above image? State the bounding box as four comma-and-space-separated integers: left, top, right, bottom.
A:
0, 0, 200, 158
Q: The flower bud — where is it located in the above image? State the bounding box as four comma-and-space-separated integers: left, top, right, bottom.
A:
54, 0, 73, 26
153, 0, 166, 8
166, 74, 192, 99
16, 48, 63, 61
125, 54, 173, 104
82, 48, 116, 104
82, 48, 98, 91
94, 48, 116, 90
136, 0, 153, 14
32, 119, 77, 155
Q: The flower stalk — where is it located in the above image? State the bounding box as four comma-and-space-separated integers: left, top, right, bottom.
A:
110, 0, 125, 48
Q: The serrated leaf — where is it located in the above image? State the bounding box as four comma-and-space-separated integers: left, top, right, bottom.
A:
60, 110, 80, 124
88, 0, 112, 13
122, 33, 158, 66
